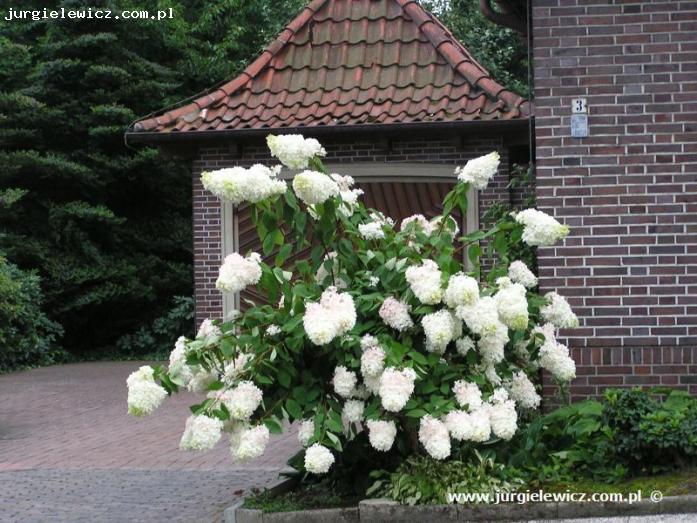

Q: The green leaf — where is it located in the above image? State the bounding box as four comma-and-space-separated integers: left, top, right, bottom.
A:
276, 243, 293, 266
264, 417, 283, 434
326, 431, 343, 451
278, 369, 291, 388
285, 398, 302, 419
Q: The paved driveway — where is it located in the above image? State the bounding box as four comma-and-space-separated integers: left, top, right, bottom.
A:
0, 362, 299, 522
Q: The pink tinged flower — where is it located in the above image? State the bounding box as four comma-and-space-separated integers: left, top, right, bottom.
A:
378, 367, 417, 412
379, 297, 413, 331
418, 415, 451, 460
332, 366, 358, 398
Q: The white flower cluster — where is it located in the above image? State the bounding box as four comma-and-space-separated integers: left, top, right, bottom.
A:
506, 370, 541, 409
292, 170, 339, 205
431, 215, 460, 237
515, 209, 569, 246
358, 211, 394, 240
197, 319, 222, 340
267, 134, 326, 170
379, 296, 413, 331
127, 365, 167, 417
456, 296, 508, 364
298, 419, 315, 447
445, 408, 491, 443
418, 415, 451, 460
220, 381, 263, 420
303, 287, 356, 345
179, 415, 223, 451
223, 352, 251, 385
168, 336, 194, 386
331, 173, 364, 217
421, 310, 461, 354
400, 214, 433, 234
361, 344, 386, 378
230, 424, 270, 461
443, 273, 479, 308
405, 260, 443, 304
487, 390, 518, 440
379, 367, 417, 412
541, 292, 579, 329
342, 399, 365, 424
508, 260, 538, 289
494, 279, 529, 330
455, 151, 500, 190
304, 443, 335, 474
201, 164, 287, 205
216, 252, 262, 294
188, 368, 218, 394
456, 335, 475, 356
445, 386, 518, 443
453, 380, 483, 409
366, 419, 397, 451
536, 323, 576, 382
333, 366, 358, 398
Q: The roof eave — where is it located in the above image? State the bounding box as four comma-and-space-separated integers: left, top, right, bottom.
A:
125, 118, 531, 146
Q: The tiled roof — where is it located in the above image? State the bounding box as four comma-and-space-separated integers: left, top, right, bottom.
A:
131, 0, 530, 137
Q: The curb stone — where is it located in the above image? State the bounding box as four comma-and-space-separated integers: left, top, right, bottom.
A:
224, 470, 297, 523
228, 483, 697, 522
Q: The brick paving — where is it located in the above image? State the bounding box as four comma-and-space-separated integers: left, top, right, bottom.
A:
0, 362, 300, 522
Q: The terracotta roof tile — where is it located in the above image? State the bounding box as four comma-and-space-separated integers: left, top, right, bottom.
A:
132, 0, 529, 135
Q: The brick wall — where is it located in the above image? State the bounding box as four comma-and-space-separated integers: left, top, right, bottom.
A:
192, 132, 517, 325
533, 0, 697, 399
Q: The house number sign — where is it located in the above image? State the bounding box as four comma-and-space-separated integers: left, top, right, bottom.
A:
570, 98, 588, 138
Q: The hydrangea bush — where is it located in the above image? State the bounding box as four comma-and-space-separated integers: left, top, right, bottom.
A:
127, 134, 578, 475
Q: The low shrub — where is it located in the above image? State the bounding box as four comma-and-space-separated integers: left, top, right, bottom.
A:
604, 388, 697, 474
367, 452, 525, 505
506, 387, 697, 484
0, 256, 63, 371
506, 399, 625, 483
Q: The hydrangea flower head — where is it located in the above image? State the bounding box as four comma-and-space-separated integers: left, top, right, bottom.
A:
366, 419, 397, 451
201, 164, 287, 205
443, 273, 479, 308
405, 260, 443, 304
304, 443, 335, 474
179, 415, 223, 451
455, 151, 500, 190
515, 208, 569, 246
216, 252, 262, 294
379, 367, 417, 412
541, 292, 579, 329
267, 134, 326, 170
418, 415, 451, 460
508, 260, 538, 289
292, 170, 339, 205
127, 365, 167, 417
379, 297, 413, 331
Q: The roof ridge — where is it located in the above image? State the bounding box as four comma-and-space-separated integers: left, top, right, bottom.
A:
395, 0, 527, 111
133, 0, 330, 132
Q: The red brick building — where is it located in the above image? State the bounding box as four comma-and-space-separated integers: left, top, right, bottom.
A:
127, 0, 697, 400
529, 0, 697, 398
